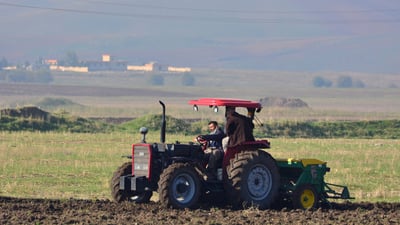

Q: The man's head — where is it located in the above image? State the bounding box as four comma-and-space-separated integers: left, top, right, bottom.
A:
225, 106, 236, 117
208, 121, 218, 132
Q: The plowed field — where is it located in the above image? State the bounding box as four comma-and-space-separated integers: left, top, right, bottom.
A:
1, 197, 398, 224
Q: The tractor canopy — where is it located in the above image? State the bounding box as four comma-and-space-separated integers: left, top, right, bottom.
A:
188, 98, 262, 115
189, 98, 261, 109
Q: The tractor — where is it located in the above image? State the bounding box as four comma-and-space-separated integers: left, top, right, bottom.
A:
110, 98, 353, 209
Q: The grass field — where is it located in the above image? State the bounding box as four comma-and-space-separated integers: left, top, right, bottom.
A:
0, 131, 399, 203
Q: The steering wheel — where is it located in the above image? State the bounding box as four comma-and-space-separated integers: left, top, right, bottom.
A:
196, 135, 209, 151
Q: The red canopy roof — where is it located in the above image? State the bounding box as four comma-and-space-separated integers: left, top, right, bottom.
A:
188, 98, 261, 109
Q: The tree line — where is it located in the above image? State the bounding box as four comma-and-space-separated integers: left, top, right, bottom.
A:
312, 75, 365, 88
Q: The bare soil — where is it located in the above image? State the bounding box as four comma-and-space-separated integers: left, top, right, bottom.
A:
0, 197, 398, 224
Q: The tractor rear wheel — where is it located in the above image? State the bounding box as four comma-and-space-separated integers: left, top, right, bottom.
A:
225, 150, 280, 209
110, 162, 152, 203
292, 184, 319, 209
158, 163, 202, 209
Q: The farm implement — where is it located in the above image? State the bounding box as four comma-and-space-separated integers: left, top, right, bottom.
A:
276, 158, 353, 208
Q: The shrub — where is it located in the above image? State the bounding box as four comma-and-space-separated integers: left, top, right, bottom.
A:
312, 76, 332, 88
118, 114, 193, 135
337, 76, 353, 88
182, 73, 195, 86
149, 74, 164, 86
353, 79, 365, 88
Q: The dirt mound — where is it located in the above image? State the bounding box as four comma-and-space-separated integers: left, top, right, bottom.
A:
259, 97, 309, 108
0, 197, 398, 224
36, 97, 84, 108
0, 106, 49, 120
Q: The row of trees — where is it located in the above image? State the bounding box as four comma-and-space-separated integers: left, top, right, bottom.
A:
312, 75, 365, 88
149, 73, 196, 86
0, 69, 53, 83
0, 57, 8, 68
0, 69, 195, 86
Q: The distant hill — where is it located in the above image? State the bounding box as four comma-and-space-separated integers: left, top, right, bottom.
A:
0, 106, 112, 132
36, 98, 85, 111
1, 106, 50, 120
259, 97, 308, 108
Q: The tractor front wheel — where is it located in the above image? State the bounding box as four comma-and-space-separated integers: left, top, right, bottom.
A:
158, 163, 202, 209
292, 184, 319, 209
110, 162, 152, 203
225, 150, 280, 209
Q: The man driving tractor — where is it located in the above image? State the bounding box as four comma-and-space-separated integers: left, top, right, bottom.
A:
196, 121, 225, 179
197, 107, 256, 179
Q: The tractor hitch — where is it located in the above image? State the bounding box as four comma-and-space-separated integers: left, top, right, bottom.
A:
324, 182, 354, 200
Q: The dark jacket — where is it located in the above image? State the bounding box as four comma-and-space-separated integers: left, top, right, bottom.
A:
225, 111, 255, 147
201, 127, 225, 149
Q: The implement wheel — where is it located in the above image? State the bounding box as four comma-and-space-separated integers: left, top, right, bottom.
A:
110, 162, 152, 203
158, 163, 202, 209
293, 184, 319, 209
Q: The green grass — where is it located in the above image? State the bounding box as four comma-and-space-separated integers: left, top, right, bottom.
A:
2, 106, 399, 139
0, 131, 399, 203
0, 132, 126, 199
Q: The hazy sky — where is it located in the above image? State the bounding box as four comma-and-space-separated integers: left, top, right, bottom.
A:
1, 0, 399, 73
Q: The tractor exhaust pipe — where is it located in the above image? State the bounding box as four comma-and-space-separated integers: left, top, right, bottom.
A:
159, 100, 166, 143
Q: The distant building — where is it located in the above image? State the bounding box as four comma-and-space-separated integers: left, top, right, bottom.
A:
44, 59, 58, 65
102, 54, 111, 62
127, 62, 189, 72
80, 54, 126, 71
44, 54, 191, 73
49, 65, 88, 73
127, 62, 168, 72
83, 60, 127, 72
127, 62, 156, 72
167, 66, 191, 73
2, 66, 17, 70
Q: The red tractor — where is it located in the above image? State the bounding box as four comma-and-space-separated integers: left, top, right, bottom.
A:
111, 98, 352, 209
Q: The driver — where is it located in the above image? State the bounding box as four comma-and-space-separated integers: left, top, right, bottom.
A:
195, 121, 225, 179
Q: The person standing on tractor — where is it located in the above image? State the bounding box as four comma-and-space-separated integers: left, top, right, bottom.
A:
223, 106, 255, 151
196, 121, 225, 179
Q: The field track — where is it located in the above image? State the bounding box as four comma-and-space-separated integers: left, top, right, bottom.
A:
0, 83, 190, 97
1, 197, 398, 224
